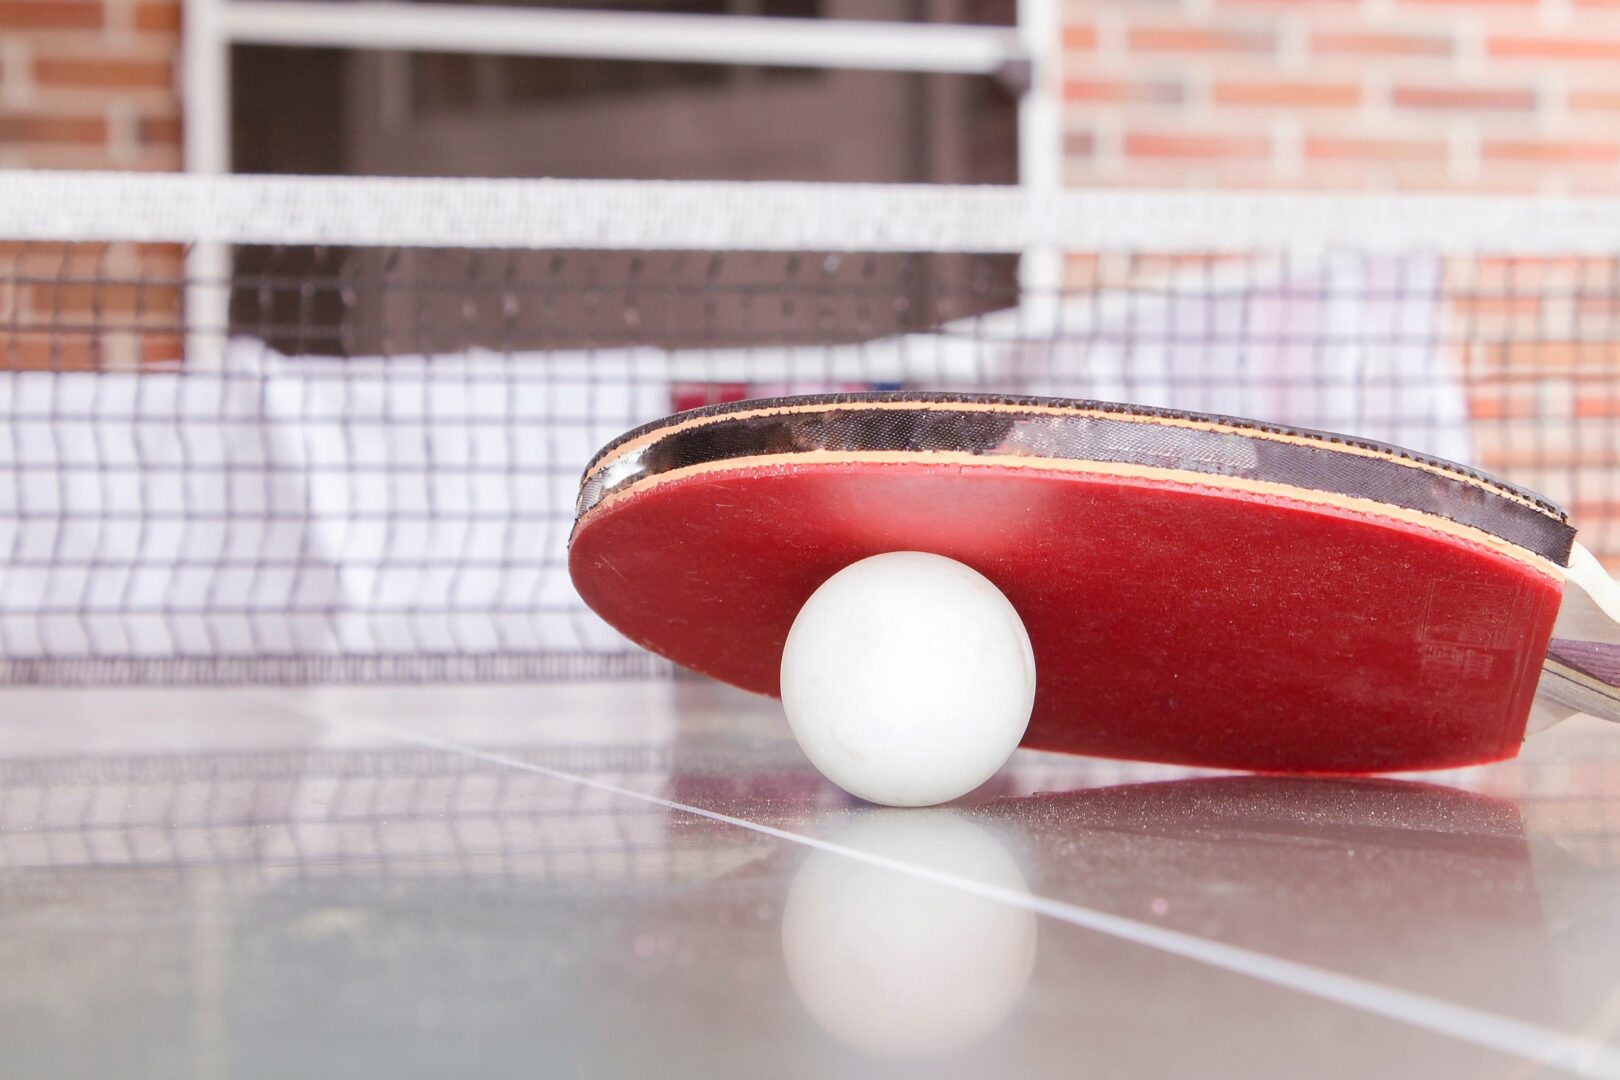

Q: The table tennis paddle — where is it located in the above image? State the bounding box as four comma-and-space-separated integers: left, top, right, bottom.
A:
569, 393, 1620, 774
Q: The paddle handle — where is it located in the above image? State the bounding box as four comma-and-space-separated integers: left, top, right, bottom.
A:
1535, 544, 1620, 727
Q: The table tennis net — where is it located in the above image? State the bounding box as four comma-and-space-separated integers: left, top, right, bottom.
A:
2, 173, 1617, 685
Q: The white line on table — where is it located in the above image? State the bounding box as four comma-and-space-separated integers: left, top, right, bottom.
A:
295, 709, 1620, 1080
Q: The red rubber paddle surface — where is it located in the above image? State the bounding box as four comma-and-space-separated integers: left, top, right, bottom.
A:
570, 462, 1563, 773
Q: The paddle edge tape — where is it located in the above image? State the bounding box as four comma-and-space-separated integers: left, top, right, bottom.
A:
574, 394, 1575, 565
572, 451, 1565, 583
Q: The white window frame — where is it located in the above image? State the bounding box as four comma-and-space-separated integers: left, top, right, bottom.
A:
178, 0, 1064, 355
183, 0, 1060, 192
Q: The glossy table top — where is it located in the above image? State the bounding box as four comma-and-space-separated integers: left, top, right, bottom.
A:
1, 681, 1618, 1079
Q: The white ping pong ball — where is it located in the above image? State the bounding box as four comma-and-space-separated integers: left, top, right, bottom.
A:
779, 551, 1036, 807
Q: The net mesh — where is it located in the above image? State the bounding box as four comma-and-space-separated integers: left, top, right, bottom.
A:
2, 172, 1618, 685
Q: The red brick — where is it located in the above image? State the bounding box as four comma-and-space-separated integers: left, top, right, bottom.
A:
0, 1, 101, 29
1488, 36, 1620, 61
1065, 131, 1094, 157
1125, 132, 1271, 159
1213, 80, 1360, 108
1473, 255, 1597, 272
1554, 176, 1620, 195
1126, 26, 1275, 54
1468, 392, 1539, 420
0, 113, 107, 144
1063, 78, 1182, 105
1450, 294, 1543, 318
133, 2, 181, 33
1575, 396, 1620, 419
0, 241, 108, 261
0, 147, 115, 169
1578, 296, 1620, 322
1569, 499, 1620, 521
1482, 139, 1620, 163
141, 333, 184, 366
1401, 0, 1535, 5
1393, 85, 1535, 110
1304, 137, 1446, 162
0, 334, 100, 371
137, 114, 181, 145
1063, 25, 1096, 50
136, 241, 185, 264
1468, 256, 1617, 289
24, 282, 183, 319
34, 58, 173, 90
1487, 341, 1619, 370
1311, 31, 1452, 57
1569, 89, 1620, 112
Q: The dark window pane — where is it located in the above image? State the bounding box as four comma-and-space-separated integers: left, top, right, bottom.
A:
289, 0, 1018, 26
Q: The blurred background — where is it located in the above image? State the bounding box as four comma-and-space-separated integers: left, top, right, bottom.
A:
3, 0, 1619, 676
10, 0, 1620, 187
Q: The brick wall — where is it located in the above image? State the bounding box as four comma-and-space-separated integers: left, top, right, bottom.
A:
0, 0, 182, 171
10, 1, 1614, 191
1061, 0, 1620, 194
1454, 256, 1620, 544
1063, 1, 1620, 559
0, 0, 183, 370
